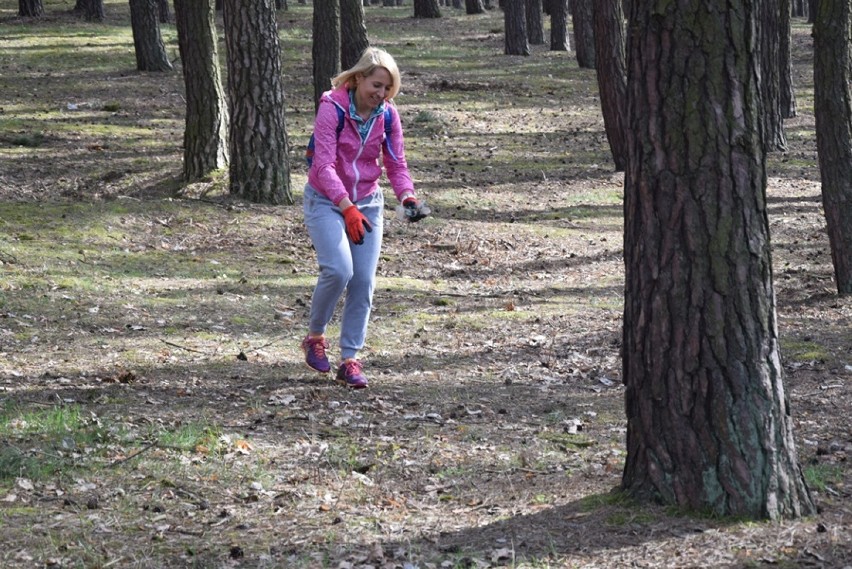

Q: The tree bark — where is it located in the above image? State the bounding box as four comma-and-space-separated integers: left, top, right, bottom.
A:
570, 0, 595, 68
414, 0, 441, 18
129, 0, 174, 72
314, 0, 341, 110
340, 0, 369, 71
814, 0, 852, 294
592, 0, 627, 171
758, 0, 788, 151
525, 0, 544, 45
549, 0, 569, 51
18, 0, 45, 17
174, 0, 229, 182
779, 0, 796, 119
504, 0, 529, 55
223, 0, 292, 204
622, 0, 814, 519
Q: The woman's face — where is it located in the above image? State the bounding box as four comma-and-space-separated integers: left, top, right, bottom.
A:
354, 67, 392, 111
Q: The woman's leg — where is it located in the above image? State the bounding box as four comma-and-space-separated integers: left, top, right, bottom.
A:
303, 186, 354, 336
339, 190, 384, 360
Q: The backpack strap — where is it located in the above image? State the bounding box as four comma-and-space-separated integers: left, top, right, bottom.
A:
305, 105, 346, 167
382, 106, 399, 161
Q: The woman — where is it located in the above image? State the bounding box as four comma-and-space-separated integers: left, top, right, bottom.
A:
301, 47, 428, 389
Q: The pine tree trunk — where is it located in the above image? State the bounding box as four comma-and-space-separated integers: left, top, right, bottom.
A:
622, 0, 814, 519
414, 0, 441, 18
504, 0, 529, 55
465, 0, 484, 15
779, 0, 796, 118
340, 0, 369, 71
759, 0, 787, 150
223, 0, 292, 204
814, 0, 852, 294
570, 0, 595, 68
18, 0, 45, 17
525, 0, 544, 45
592, 0, 626, 171
549, 0, 569, 51
130, 0, 174, 72
314, 0, 341, 109
174, 0, 229, 182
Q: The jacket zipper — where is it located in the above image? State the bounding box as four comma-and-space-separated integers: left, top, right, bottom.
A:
350, 117, 378, 203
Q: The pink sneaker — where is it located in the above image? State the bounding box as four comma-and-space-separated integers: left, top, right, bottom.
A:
336, 359, 368, 389
301, 335, 330, 373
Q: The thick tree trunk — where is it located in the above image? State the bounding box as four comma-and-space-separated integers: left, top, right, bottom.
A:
18, 0, 45, 17
525, 0, 544, 45
174, 0, 229, 182
414, 0, 441, 18
570, 0, 595, 68
314, 0, 341, 110
129, 0, 174, 72
340, 0, 369, 71
593, 0, 627, 171
549, 0, 569, 51
504, 0, 529, 55
157, 0, 171, 22
622, 1, 814, 519
814, 0, 852, 294
223, 0, 292, 204
758, 0, 788, 150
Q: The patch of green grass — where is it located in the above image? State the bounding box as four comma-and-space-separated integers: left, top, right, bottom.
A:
781, 338, 830, 363
804, 463, 844, 492
152, 421, 222, 453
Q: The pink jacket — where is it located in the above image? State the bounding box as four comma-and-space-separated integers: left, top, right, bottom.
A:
307, 86, 415, 206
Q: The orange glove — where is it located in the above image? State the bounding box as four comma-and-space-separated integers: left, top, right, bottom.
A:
342, 204, 372, 245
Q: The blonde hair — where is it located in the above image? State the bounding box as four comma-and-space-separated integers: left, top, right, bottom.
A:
331, 47, 402, 101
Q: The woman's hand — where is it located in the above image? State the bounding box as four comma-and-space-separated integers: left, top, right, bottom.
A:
342, 205, 373, 245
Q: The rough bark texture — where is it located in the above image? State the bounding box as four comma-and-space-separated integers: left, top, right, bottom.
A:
780, 0, 796, 118
622, 1, 815, 519
570, 0, 595, 68
313, 0, 340, 110
223, 0, 292, 205
174, 0, 229, 182
340, 0, 369, 71
18, 0, 44, 17
504, 0, 529, 55
525, 0, 544, 45
465, 0, 484, 15
758, 0, 788, 151
414, 0, 441, 18
129, 0, 173, 72
814, 0, 852, 295
549, 0, 569, 51
592, 0, 627, 171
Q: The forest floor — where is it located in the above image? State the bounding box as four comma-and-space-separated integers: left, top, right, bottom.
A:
0, 2, 850, 568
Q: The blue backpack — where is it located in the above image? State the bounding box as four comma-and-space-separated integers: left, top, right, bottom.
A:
305, 105, 394, 167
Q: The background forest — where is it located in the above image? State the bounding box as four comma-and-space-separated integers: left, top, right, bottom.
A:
0, 1, 850, 568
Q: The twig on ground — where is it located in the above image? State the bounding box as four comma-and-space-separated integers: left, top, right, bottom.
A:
109, 440, 158, 467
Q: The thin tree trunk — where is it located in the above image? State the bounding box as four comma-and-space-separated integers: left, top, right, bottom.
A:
814, 0, 852, 294
525, 0, 544, 45
780, 0, 796, 118
504, 0, 529, 55
758, 0, 788, 150
549, 0, 569, 51
465, 0, 484, 15
174, 0, 229, 182
340, 0, 369, 71
314, 0, 341, 109
570, 0, 595, 68
129, 0, 174, 72
593, 0, 626, 171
